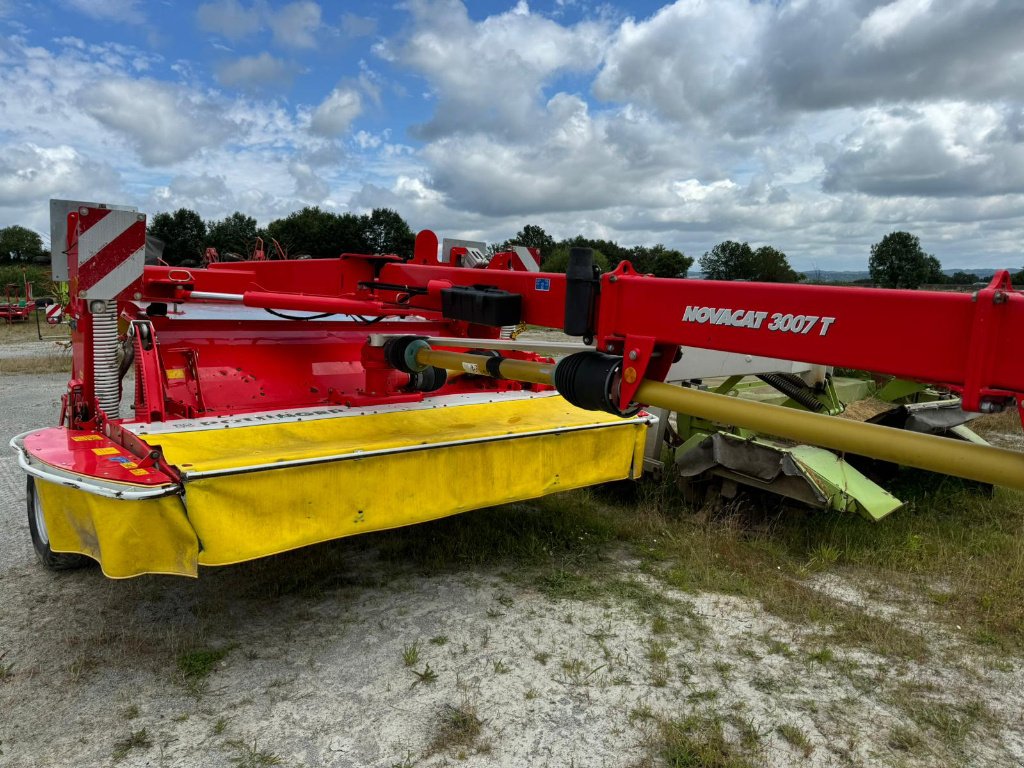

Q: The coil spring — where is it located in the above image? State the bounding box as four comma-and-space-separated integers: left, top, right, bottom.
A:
92, 306, 120, 418
756, 372, 824, 412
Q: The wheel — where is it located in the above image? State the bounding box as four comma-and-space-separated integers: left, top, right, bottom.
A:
25, 477, 93, 571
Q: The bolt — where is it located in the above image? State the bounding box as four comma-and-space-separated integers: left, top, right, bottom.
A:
606, 343, 614, 352
993, 291, 1008, 304
609, 275, 618, 283
628, 350, 638, 360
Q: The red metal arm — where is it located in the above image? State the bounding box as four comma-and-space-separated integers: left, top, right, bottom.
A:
138, 245, 1024, 414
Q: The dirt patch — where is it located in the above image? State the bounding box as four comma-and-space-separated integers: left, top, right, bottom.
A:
2, 373, 1023, 767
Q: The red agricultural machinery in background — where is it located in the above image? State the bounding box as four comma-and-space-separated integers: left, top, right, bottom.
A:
10, 200, 1024, 578
0, 271, 33, 323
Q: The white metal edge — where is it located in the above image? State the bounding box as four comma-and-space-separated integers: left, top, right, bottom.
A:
124, 389, 564, 436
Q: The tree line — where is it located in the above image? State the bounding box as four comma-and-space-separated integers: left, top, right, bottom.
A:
146, 207, 417, 265
0, 210, 1010, 290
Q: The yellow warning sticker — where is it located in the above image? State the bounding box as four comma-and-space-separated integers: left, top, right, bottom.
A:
71, 434, 104, 442
122, 462, 138, 469
129, 468, 150, 476
92, 447, 119, 456
166, 368, 186, 380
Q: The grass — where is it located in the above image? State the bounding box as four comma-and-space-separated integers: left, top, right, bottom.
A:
402, 642, 419, 667
178, 646, 231, 680
112, 729, 152, 761
776, 723, 813, 756
357, 466, 1024, 657
427, 704, 486, 758
643, 712, 756, 768
226, 738, 282, 767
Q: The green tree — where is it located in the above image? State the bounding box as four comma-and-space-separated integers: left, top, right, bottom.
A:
147, 209, 207, 266
949, 270, 979, 285
868, 231, 938, 289
206, 212, 259, 258
266, 207, 365, 259
541, 246, 612, 274
751, 246, 802, 282
0, 225, 46, 263
700, 241, 801, 282
699, 241, 751, 280
362, 208, 415, 257
500, 225, 557, 259
628, 244, 692, 277
924, 255, 946, 284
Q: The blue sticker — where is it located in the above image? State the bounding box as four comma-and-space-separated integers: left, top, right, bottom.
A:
107, 456, 132, 463
535, 277, 551, 292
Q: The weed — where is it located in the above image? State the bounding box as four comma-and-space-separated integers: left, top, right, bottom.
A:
492, 659, 509, 674
485, 607, 505, 619
806, 647, 834, 664
765, 638, 793, 657
214, 717, 230, 735
226, 738, 282, 767
496, 593, 514, 607
411, 664, 438, 687
646, 641, 669, 664
122, 705, 139, 721
112, 729, 152, 761
776, 723, 813, 757
629, 703, 655, 724
651, 712, 754, 768
891, 688, 995, 750
687, 689, 719, 703
402, 642, 420, 667
888, 725, 924, 753
177, 647, 231, 681
524, 687, 539, 700
390, 752, 416, 768
533, 651, 550, 665
713, 660, 733, 679
560, 657, 604, 686
651, 615, 669, 634
429, 635, 449, 646
427, 704, 484, 757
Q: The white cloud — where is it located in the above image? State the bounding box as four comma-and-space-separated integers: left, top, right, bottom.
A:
196, 0, 322, 48
62, 0, 144, 24
0, 143, 119, 206
376, 0, 609, 139
309, 86, 362, 136
80, 78, 238, 166
216, 52, 295, 89
196, 0, 262, 40
272, 1, 321, 48
856, 0, 934, 47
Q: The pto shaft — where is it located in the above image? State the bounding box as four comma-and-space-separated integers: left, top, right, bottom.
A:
413, 348, 1024, 492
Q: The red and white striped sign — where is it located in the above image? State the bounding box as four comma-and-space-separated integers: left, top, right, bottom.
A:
74, 206, 147, 301
511, 246, 541, 272
45, 303, 63, 325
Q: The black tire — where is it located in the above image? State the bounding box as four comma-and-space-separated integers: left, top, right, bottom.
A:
26, 477, 94, 571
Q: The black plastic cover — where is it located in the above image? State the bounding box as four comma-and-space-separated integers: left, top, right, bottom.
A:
441, 286, 522, 326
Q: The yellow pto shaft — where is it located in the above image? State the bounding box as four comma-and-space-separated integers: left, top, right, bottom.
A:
416, 348, 1024, 492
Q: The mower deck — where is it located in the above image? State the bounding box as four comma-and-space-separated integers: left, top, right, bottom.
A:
14, 392, 651, 578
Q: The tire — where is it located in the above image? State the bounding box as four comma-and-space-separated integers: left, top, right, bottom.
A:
26, 477, 93, 571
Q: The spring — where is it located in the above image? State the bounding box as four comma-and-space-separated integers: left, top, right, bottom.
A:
92, 306, 120, 418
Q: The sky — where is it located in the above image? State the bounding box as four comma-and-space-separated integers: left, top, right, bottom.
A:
0, 0, 1022, 271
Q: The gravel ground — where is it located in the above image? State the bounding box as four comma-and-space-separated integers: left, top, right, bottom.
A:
2, 372, 1024, 768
